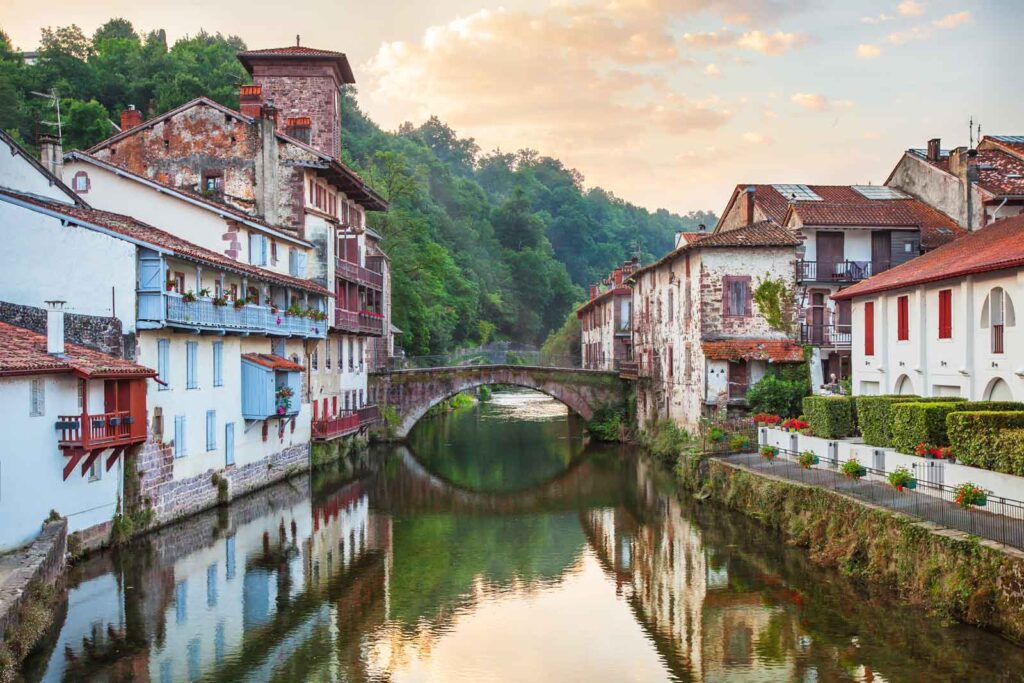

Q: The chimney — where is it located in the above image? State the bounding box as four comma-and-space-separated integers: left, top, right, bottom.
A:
927, 138, 941, 162
698, 223, 707, 232
37, 134, 63, 178
45, 300, 65, 356
589, 285, 598, 300
742, 186, 755, 226
239, 85, 264, 118
120, 105, 143, 131
613, 268, 623, 286
255, 101, 281, 225
285, 116, 312, 144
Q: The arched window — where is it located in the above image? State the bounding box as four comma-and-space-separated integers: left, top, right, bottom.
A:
895, 374, 914, 396
984, 377, 1014, 401
981, 287, 1016, 354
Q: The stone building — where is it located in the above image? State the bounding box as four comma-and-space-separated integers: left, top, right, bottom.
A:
628, 221, 804, 430
577, 258, 638, 370
79, 45, 391, 443
834, 214, 1024, 401
713, 183, 963, 385
886, 135, 1024, 232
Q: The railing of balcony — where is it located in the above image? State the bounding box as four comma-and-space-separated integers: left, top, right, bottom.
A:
56, 410, 136, 450
311, 405, 382, 440
336, 257, 384, 289
164, 293, 326, 338
800, 324, 853, 348
359, 311, 384, 336
797, 260, 889, 283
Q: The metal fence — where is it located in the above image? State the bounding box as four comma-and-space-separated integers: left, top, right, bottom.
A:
725, 447, 1024, 551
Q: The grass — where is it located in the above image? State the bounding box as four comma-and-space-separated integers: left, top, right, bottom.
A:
0, 579, 60, 683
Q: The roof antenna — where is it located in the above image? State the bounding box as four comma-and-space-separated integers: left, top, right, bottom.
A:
969, 115, 974, 148
977, 121, 982, 145
296, 34, 301, 47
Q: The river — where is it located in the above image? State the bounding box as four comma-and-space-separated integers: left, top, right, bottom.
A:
22, 389, 1024, 682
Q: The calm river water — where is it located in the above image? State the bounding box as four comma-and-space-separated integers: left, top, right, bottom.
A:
23, 389, 1024, 682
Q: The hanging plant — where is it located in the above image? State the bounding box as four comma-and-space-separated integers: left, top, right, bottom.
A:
212, 296, 228, 307
182, 290, 197, 304
888, 466, 916, 492
199, 288, 211, 297
275, 386, 294, 415
954, 482, 987, 509
233, 298, 247, 310
841, 458, 867, 479
798, 450, 819, 468
759, 444, 778, 461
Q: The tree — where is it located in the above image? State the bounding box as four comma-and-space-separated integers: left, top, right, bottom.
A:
92, 19, 139, 45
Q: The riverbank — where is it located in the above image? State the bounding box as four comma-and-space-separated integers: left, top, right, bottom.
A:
676, 452, 1024, 643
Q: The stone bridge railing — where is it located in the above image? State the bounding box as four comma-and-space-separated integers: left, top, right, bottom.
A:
369, 364, 629, 439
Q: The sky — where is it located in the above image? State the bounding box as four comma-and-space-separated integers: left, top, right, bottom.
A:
3, 0, 1021, 216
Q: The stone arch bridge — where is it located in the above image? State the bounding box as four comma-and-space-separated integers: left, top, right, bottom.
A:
369, 365, 629, 439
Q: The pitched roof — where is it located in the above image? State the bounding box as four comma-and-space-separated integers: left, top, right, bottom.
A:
237, 46, 355, 84
701, 339, 805, 363
0, 321, 156, 378
904, 142, 1024, 198
630, 220, 799, 280
0, 188, 331, 297
833, 214, 1024, 300
576, 287, 631, 316
985, 135, 1024, 160
0, 129, 84, 206
241, 353, 305, 371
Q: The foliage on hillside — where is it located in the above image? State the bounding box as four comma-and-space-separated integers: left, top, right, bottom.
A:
0, 20, 715, 353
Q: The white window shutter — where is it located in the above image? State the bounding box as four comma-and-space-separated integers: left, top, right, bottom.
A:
297, 252, 308, 277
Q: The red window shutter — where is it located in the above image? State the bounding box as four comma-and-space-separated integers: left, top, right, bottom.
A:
865, 301, 875, 356
897, 296, 909, 341
938, 290, 952, 339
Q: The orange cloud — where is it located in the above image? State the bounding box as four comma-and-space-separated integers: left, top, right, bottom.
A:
857, 43, 883, 59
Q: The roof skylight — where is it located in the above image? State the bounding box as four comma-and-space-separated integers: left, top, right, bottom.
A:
852, 185, 908, 200
772, 184, 822, 201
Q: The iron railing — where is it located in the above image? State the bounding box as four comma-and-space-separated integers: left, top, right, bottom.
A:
800, 323, 852, 348
728, 446, 1024, 550
165, 293, 326, 338
797, 260, 889, 283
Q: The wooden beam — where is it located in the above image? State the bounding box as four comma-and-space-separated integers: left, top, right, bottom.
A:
80, 449, 102, 476
63, 449, 85, 481
106, 446, 125, 472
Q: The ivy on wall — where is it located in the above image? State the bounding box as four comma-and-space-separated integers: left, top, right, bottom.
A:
753, 274, 795, 333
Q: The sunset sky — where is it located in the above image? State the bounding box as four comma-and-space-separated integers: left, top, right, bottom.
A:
3, 0, 1019, 216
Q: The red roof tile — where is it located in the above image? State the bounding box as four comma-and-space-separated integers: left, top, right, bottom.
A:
241, 353, 305, 371
972, 149, 1024, 196
237, 46, 355, 83
0, 321, 156, 378
0, 189, 331, 297
833, 214, 1024, 300
701, 339, 805, 363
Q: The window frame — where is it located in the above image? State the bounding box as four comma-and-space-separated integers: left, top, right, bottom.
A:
896, 295, 910, 342
937, 289, 953, 340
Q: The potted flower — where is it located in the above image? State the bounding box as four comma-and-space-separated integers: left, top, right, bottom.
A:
212, 296, 228, 307
233, 297, 247, 310
285, 303, 304, 317
165, 280, 175, 292
798, 450, 819, 469
888, 466, 916, 492
275, 386, 294, 416
753, 413, 781, 427
841, 458, 867, 479
199, 288, 211, 297
759, 444, 778, 461
954, 482, 987, 509
781, 418, 809, 433
182, 290, 197, 304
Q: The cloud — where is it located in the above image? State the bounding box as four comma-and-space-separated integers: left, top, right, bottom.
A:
742, 131, 771, 144
933, 11, 970, 28
897, 0, 925, 17
887, 26, 930, 44
704, 63, 722, 77
736, 30, 809, 55
683, 29, 736, 48
863, 131, 882, 140
857, 43, 883, 59
791, 93, 853, 112
861, 13, 894, 24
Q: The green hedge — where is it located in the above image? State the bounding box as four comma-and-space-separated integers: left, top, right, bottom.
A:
947, 412, 1024, 475
960, 401, 1024, 412
891, 401, 966, 454
802, 395, 854, 438
855, 395, 961, 446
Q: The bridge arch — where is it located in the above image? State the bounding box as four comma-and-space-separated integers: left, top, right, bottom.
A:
369, 365, 628, 439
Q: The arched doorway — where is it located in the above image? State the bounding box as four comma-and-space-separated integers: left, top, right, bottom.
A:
984, 377, 1014, 402
894, 374, 914, 396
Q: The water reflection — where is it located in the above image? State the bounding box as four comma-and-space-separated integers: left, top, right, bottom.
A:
25, 391, 1024, 682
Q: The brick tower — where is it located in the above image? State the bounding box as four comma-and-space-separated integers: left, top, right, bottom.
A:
237, 44, 356, 160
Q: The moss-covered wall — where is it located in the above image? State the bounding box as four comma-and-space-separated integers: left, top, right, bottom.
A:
685, 457, 1024, 642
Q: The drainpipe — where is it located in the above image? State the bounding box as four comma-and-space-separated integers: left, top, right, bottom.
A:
991, 197, 1009, 225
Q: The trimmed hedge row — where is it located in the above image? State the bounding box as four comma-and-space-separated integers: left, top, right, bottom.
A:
947, 412, 1024, 475
855, 395, 961, 447
890, 402, 966, 454
802, 396, 854, 438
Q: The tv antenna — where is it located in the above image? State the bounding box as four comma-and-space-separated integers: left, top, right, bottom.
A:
30, 89, 62, 142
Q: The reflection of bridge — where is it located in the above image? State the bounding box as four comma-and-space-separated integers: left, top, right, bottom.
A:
370, 364, 629, 438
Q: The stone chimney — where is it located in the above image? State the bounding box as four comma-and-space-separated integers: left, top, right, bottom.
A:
742, 186, 755, 226
254, 101, 281, 225
38, 134, 63, 178
45, 300, 66, 356
285, 116, 312, 144
927, 138, 941, 162
120, 105, 143, 131
589, 285, 598, 300
239, 84, 264, 118
613, 268, 623, 286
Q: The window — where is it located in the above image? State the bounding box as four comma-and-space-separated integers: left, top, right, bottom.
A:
174, 271, 185, 293
206, 410, 216, 451
683, 343, 692, 379
325, 338, 331, 370
667, 346, 674, 378
270, 241, 278, 265
213, 342, 223, 387
667, 289, 674, 322
174, 415, 187, 458
337, 340, 344, 374
30, 378, 45, 416
359, 389, 364, 407
248, 234, 268, 266
88, 456, 102, 482
311, 345, 319, 371
158, 339, 170, 389
723, 276, 751, 317
186, 342, 198, 389
992, 288, 1006, 354
897, 295, 909, 341
72, 171, 90, 193
358, 340, 364, 370
77, 379, 85, 413
202, 170, 223, 196
864, 301, 875, 356
348, 339, 355, 370
938, 289, 952, 339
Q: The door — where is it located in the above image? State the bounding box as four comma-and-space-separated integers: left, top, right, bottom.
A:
809, 292, 825, 344
728, 361, 748, 400
225, 423, 235, 467
871, 231, 891, 275
836, 299, 852, 345
816, 232, 845, 281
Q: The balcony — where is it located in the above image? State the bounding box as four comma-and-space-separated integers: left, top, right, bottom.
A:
333, 309, 384, 336
800, 324, 852, 348
797, 260, 889, 284
311, 405, 382, 441
56, 409, 147, 479
152, 293, 327, 338
336, 257, 384, 290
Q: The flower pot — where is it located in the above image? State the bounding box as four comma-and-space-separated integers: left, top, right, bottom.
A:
92, 419, 106, 429
906, 479, 917, 490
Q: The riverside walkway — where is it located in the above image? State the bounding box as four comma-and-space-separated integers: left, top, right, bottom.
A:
720, 451, 1024, 552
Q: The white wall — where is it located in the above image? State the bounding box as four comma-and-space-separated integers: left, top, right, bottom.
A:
0, 201, 139, 331
0, 142, 75, 203
0, 375, 120, 551
309, 333, 368, 413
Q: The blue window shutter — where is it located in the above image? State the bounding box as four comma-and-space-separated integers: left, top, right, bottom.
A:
158, 339, 170, 389
288, 249, 297, 276
297, 252, 308, 277
174, 415, 185, 457
186, 342, 197, 389
213, 342, 223, 387
249, 234, 258, 265
206, 410, 216, 451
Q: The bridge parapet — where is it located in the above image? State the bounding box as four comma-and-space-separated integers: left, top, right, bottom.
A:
369, 364, 629, 439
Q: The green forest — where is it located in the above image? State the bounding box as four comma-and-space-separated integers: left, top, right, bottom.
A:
0, 20, 715, 356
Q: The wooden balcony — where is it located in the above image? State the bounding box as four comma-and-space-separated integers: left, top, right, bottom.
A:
56, 409, 146, 480
800, 324, 852, 348
334, 309, 384, 336
618, 360, 640, 380
797, 260, 889, 284
336, 257, 384, 290
312, 405, 382, 441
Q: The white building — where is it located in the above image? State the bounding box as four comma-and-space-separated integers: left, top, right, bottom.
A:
577, 258, 638, 370
628, 221, 805, 430
834, 214, 1024, 401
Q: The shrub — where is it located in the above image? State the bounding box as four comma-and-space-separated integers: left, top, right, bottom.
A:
855, 395, 960, 446
640, 420, 691, 462
586, 404, 625, 442
802, 396, 854, 438
746, 375, 806, 418
961, 401, 1024, 412
891, 401, 966, 454
947, 412, 1024, 475
729, 433, 751, 452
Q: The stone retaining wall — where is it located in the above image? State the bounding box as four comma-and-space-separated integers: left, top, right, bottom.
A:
0, 520, 66, 644
0, 301, 134, 360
